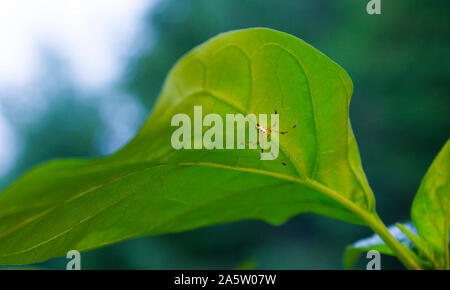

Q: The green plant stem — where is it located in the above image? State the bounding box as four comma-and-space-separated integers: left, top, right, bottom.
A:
308, 180, 422, 270
362, 213, 422, 270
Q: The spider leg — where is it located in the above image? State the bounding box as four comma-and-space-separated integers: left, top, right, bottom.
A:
260, 148, 286, 165
280, 124, 297, 135
270, 151, 287, 165
272, 110, 278, 127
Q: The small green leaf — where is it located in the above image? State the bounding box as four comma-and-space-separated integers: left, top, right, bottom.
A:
396, 223, 436, 269
0, 28, 375, 265
233, 259, 257, 270
411, 140, 450, 269
344, 223, 421, 269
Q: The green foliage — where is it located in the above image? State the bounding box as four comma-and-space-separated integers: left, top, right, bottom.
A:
0, 28, 447, 270
344, 141, 450, 269
410, 140, 450, 269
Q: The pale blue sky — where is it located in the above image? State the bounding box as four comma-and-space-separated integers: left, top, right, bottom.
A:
0, 0, 158, 175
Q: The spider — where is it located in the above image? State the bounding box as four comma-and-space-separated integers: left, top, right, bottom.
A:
255, 110, 297, 137
246, 110, 297, 165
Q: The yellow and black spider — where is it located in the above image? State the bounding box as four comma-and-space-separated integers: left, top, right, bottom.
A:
250, 110, 297, 165
255, 110, 297, 137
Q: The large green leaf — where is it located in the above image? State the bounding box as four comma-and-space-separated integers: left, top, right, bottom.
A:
411, 140, 450, 269
0, 28, 375, 265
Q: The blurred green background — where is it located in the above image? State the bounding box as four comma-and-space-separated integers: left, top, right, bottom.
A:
0, 0, 448, 269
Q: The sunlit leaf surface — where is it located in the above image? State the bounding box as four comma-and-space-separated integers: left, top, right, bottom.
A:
411, 140, 450, 269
